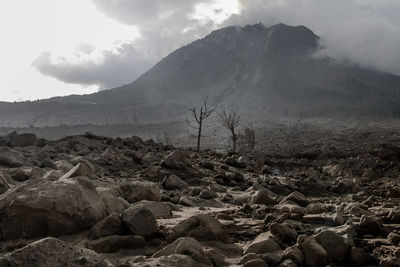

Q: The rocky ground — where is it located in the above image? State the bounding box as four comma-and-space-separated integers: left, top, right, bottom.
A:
0, 129, 400, 267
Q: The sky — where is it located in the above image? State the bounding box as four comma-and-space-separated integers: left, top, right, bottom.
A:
1, 0, 400, 102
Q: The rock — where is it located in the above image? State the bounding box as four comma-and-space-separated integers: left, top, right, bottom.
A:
167, 215, 229, 243
97, 187, 129, 214
359, 215, 383, 236
132, 200, 172, 219
251, 189, 276, 205
314, 230, 349, 262
261, 251, 284, 265
279, 259, 297, 267
0, 172, 11, 195
333, 211, 345, 225
86, 235, 145, 253
89, 213, 123, 239
124, 254, 211, 267
9, 168, 28, 182
282, 191, 310, 207
161, 150, 188, 169
283, 246, 304, 265
154, 237, 207, 263
0, 237, 111, 267
59, 161, 95, 180
199, 188, 218, 199
297, 236, 328, 267
29, 167, 46, 180
350, 247, 365, 265
121, 206, 159, 238
120, 181, 161, 203
244, 233, 281, 255
269, 222, 298, 244
163, 174, 189, 190
305, 203, 328, 214
9, 133, 38, 147
0, 177, 108, 240
42, 170, 63, 180
54, 159, 74, 172
388, 231, 400, 246
302, 213, 336, 226
276, 202, 306, 216
179, 196, 223, 208
381, 257, 400, 267
244, 259, 268, 267
0, 153, 23, 167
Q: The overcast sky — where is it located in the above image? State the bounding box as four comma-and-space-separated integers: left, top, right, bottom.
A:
1, 0, 400, 102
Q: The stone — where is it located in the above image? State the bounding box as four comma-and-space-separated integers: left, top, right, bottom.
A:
244, 259, 268, 267
89, 213, 123, 239
305, 203, 328, 214
0, 154, 23, 167
388, 231, 400, 246
283, 246, 304, 265
279, 259, 297, 267
282, 191, 310, 207
167, 215, 229, 243
120, 181, 161, 203
251, 189, 276, 205
154, 237, 206, 263
298, 236, 328, 267
0, 237, 111, 267
124, 254, 211, 267
86, 235, 145, 253
161, 150, 188, 169
314, 230, 349, 262
132, 200, 172, 219
244, 233, 281, 255
121, 206, 159, 238
0, 172, 11, 195
0, 177, 108, 240
359, 215, 383, 236
10, 168, 28, 182
199, 188, 218, 199
276, 203, 306, 216
350, 247, 365, 266
96, 187, 129, 214
163, 174, 189, 190
269, 222, 298, 244
9, 133, 38, 147
179, 196, 223, 208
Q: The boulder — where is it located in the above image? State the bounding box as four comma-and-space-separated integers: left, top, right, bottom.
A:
179, 196, 223, 208
0, 172, 11, 195
154, 237, 207, 263
96, 187, 129, 214
359, 215, 383, 236
163, 174, 189, 190
89, 213, 123, 239
59, 161, 95, 180
251, 189, 276, 205
167, 215, 229, 243
132, 200, 172, 219
121, 206, 159, 238
0, 153, 23, 167
297, 236, 328, 267
388, 231, 400, 246
314, 230, 349, 262
0, 177, 107, 240
244, 259, 268, 267
282, 191, 310, 207
120, 181, 161, 203
9, 133, 38, 147
243, 233, 281, 255
0, 237, 111, 267
269, 222, 298, 244
161, 150, 188, 169
279, 259, 297, 267
124, 254, 211, 267
199, 188, 218, 199
305, 203, 328, 214
86, 235, 145, 253
283, 246, 304, 265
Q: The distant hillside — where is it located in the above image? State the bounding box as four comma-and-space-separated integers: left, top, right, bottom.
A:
1, 23, 400, 127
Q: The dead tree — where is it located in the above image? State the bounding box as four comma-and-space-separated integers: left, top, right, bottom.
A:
186, 97, 215, 151
217, 105, 240, 152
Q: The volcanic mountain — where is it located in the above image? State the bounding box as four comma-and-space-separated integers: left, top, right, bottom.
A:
1, 23, 400, 127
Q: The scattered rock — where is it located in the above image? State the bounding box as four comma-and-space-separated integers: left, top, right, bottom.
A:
163, 174, 189, 190
86, 235, 145, 253
251, 189, 276, 205
162, 150, 188, 169
167, 215, 229, 243
269, 222, 298, 244
120, 181, 162, 203
314, 230, 349, 262
243, 233, 281, 255
89, 213, 123, 239
121, 205, 159, 238
298, 236, 328, 267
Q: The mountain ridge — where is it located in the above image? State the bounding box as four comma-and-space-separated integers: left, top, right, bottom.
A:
1, 23, 400, 127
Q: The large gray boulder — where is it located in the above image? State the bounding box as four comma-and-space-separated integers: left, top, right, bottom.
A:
119, 181, 161, 203
0, 237, 112, 267
0, 177, 108, 240
121, 205, 160, 238
298, 236, 328, 267
167, 215, 229, 243
0, 171, 11, 195
161, 150, 188, 170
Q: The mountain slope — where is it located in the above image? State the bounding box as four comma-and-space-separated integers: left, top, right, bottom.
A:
1, 23, 400, 127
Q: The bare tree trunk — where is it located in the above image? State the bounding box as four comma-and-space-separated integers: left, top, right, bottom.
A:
197, 108, 203, 151
231, 129, 237, 153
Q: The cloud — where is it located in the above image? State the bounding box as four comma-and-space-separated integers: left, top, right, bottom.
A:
33, 0, 400, 92
224, 0, 400, 75
32, 41, 156, 89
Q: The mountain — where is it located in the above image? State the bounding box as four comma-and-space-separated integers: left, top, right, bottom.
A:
1, 23, 400, 127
